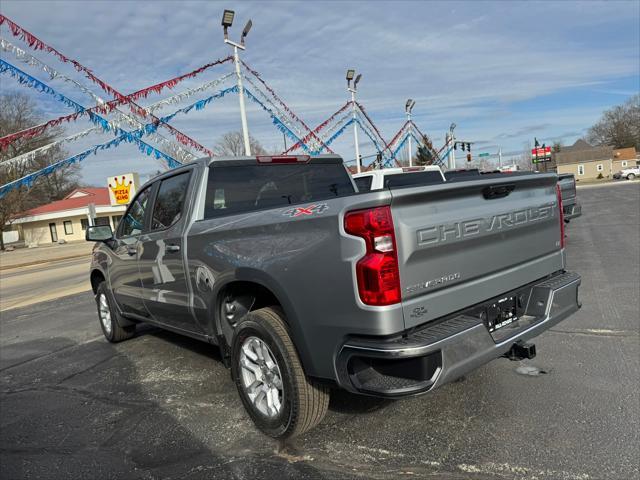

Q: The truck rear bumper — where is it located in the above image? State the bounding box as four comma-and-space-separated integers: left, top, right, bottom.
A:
335, 271, 581, 398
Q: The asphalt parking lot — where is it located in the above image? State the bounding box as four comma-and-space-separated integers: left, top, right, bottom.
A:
1, 182, 638, 480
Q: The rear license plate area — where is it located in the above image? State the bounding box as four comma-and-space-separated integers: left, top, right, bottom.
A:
485, 295, 519, 333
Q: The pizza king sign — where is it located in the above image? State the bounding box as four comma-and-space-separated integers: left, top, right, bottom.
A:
108, 173, 140, 205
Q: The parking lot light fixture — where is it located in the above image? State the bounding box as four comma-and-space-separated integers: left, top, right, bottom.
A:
222, 9, 252, 155
241, 20, 252, 45
346, 69, 355, 87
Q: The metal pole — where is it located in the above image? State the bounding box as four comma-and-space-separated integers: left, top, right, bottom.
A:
233, 45, 251, 156
449, 130, 456, 170
351, 89, 361, 173
407, 111, 413, 167
498, 146, 502, 168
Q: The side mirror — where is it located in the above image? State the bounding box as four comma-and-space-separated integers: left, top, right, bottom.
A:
86, 225, 113, 242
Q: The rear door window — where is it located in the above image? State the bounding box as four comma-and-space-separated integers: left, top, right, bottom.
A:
150, 171, 191, 230
204, 163, 354, 218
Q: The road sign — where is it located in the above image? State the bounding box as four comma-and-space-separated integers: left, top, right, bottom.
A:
531, 146, 552, 163
478, 152, 490, 157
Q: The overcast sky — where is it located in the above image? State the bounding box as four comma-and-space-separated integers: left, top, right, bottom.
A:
1, 0, 639, 185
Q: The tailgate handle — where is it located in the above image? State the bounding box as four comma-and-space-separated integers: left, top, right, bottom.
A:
483, 184, 515, 199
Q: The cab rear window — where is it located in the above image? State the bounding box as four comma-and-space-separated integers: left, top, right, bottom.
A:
204, 163, 355, 218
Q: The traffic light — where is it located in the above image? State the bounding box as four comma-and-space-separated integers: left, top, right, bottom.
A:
466, 143, 471, 152
466, 153, 472, 162
453, 142, 457, 150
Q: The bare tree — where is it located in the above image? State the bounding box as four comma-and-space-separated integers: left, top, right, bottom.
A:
213, 131, 268, 156
0, 92, 80, 249
586, 95, 640, 150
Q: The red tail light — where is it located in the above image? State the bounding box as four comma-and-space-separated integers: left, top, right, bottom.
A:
556, 184, 565, 248
344, 206, 401, 306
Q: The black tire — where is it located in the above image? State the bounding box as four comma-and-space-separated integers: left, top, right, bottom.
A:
627, 173, 636, 180
95, 282, 135, 343
231, 307, 329, 439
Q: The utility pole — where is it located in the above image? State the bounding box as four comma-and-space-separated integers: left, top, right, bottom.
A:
405, 99, 416, 166
222, 10, 253, 156
498, 146, 502, 168
347, 70, 362, 173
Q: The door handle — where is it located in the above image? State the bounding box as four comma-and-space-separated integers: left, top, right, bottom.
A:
126, 245, 138, 256
166, 244, 181, 253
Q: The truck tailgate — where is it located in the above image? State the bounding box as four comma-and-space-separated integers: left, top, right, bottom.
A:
390, 173, 564, 329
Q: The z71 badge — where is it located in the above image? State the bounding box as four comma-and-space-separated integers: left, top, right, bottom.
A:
282, 203, 329, 217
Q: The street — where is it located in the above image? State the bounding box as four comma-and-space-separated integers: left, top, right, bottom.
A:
0, 182, 638, 479
0, 257, 91, 311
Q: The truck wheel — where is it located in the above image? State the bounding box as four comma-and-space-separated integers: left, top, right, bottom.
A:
231, 307, 329, 439
627, 173, 636, 180
95, 282, 135, 343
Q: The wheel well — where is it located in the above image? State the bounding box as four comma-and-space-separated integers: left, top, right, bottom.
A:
90, 270, 105, 293
218, 281, 281, 317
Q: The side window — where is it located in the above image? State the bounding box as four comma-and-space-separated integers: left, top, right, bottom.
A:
151, 172, 191, 231
577, 165, 585, 176
354, 176, 373, 192
596, 164, 603, 172
622, 161, 628, 167
119, 186, 152, 237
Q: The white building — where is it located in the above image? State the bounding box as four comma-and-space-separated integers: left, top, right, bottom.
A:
10, 188, 126, 246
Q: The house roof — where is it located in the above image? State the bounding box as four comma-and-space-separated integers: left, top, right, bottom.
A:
555, 142, 614, 165
21, 188, 112, 216
614, 147, 637, 161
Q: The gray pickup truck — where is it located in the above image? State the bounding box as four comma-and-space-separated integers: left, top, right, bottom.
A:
86, 155, 581, 438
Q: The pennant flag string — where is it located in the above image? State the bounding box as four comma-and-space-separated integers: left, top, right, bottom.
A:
0, 15, 214, 156
306, 112, 354, 155
147, 73, 235, 113
240, 60, 332, 153
0, 122, 183, 199
0, 127, 102, 167
241, 74, 309, 142
0, 60, 86, 113
283, 101, 352, 154
1, 38, 105, 105
387, 120, 411, 150
0, 66, 185, 179
319, 118, 355, 152
0, 58, 195, 163
1, 70, 237, 167
0, 15, 232, 108
242, 88, 311, 154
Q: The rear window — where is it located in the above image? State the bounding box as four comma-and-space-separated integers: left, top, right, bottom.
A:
444, 169, 481, 182
354, 176, 373, 192
204, 163, 355, 218
384, 171, 444, 189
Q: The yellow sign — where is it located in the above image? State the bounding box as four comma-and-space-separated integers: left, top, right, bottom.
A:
108, 173, 139, 205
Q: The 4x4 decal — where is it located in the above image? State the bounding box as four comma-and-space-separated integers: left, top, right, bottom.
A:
282, 203, 329, 217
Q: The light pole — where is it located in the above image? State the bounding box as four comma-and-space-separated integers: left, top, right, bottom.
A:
222, 9, 252, 156
347, 69, 362, 173
405, 99, 416, 166
448, 122, 457, 169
